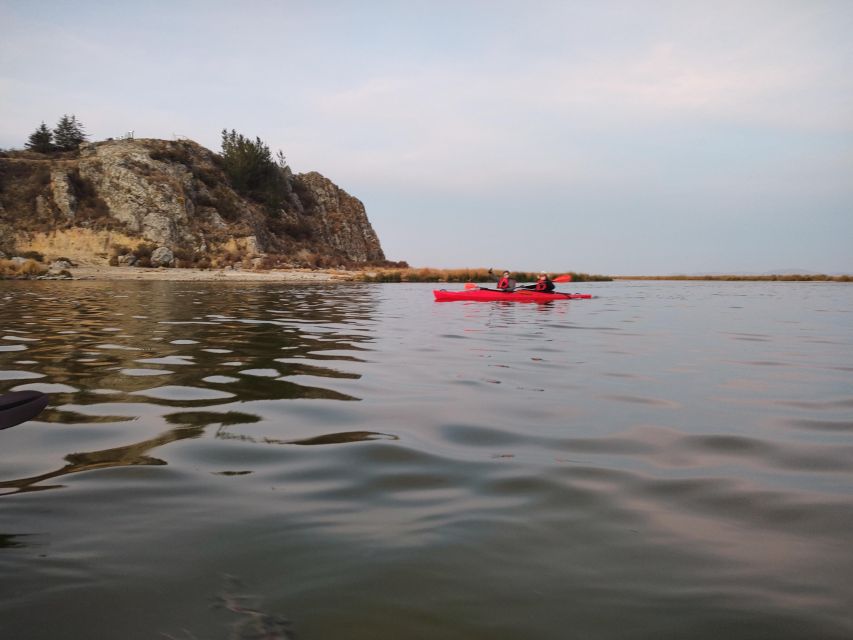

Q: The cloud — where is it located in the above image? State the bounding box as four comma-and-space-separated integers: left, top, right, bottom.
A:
2, 0, 850, 271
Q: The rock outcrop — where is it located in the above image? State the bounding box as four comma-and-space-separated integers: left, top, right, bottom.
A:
296, 172, 385, 263
77, 141, 198, 247
50, 169, 76, 218
0, 138, 387, 267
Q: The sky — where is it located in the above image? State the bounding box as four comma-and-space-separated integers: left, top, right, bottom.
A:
1, 0, 851, 274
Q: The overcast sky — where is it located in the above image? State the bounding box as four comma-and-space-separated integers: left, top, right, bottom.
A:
2, 0, 851, 274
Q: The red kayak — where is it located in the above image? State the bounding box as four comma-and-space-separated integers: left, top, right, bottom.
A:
434, 288, 592, 302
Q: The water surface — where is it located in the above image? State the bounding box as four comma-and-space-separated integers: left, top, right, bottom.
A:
1, 280, 852, 639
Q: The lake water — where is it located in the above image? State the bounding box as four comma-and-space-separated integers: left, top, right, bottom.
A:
1, 280, 851, 639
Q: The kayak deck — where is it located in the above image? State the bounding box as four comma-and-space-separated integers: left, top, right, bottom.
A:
434, 288, 592, 302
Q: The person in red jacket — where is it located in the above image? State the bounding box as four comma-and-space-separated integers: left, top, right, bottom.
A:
497, 270, 517, 291
488, 268, 517, 291
523, 271, 555, 292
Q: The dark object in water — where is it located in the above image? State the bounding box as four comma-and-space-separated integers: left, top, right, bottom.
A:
216, 575, 297, 639
162, 575, 297, 640
0, 390, 48, 430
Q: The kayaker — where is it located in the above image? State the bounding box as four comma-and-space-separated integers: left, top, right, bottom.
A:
523, 271, 555, 292
497, 270, 517, 291
488, 268, 517, 291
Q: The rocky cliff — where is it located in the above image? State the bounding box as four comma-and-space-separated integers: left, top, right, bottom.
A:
0, 138, 386, 267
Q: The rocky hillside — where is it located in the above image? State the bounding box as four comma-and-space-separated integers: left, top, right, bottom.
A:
0, 138, 386, 268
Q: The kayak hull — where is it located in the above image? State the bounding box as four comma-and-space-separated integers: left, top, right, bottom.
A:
433, 289, 592, 302
0, 390, 49, 430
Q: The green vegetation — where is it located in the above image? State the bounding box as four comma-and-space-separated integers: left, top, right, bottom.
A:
25, 122, 54, 153
24, 115, 87, 153
53, 115, 87, 151
357, 268, 613, 283
219, 129, 289, 212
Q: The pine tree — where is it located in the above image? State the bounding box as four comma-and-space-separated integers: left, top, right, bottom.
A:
53, 114, 87, 151
220, 129, 289, 211
220, 129, 274, 193
25, 122, 55, 153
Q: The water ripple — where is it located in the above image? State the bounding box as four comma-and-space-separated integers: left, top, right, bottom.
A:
129, 385, 236, 401
1, 281, 851, 640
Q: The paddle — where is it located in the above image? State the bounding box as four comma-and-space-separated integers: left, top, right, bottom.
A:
0, 390, 49, 430
471, 271, 571, 290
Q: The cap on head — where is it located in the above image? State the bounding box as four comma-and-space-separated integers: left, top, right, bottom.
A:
540, 270, 547, 276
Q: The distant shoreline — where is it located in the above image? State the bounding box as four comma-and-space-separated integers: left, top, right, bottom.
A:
68, 265, 359, 282
612, 274, 851, 282
2, 263, 850, 283
67, 270, 849, 283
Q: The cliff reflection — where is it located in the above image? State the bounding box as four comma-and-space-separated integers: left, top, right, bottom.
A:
1, 281, 374, 404
0, 423, 203, 496
215, 429, 398, 446
0, 281, 380, 495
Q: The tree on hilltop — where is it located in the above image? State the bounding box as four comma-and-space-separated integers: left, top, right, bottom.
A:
220, 129, 290, 212
53, 114, 87, 151
25, 122, 55, 153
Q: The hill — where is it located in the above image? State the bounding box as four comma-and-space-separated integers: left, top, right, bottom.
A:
0, 138, 387, 268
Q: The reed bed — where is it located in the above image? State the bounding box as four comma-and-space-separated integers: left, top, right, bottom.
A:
357, 268, 612, 283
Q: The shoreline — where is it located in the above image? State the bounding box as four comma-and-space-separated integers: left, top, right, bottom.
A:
68, 265, 360, 282
3, 262, 849, 283
612, 274, 851, 282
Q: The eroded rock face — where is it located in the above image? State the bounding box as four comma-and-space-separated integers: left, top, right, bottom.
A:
0, 138, 389, 266
50, 170, 77, 219
296, 172, 385, 263
78, 140, 197, 247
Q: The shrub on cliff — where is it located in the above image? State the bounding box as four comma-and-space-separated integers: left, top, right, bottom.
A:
17, 250, 45, 262
291, 176, 318, 213
149, 144, 192, 166
133, 243, 155, 260
68, 169, 111, 221
0, 223, 15, 254
219, 129, 289, 213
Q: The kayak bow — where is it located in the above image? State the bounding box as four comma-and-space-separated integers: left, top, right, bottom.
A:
434, 288, 592, 302
0, 390, 49, 430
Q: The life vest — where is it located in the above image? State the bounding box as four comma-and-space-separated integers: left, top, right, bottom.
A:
535, 277, 554, 291
498, 277, 510, 289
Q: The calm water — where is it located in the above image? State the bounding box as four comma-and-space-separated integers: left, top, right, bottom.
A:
1, 280, 851, 639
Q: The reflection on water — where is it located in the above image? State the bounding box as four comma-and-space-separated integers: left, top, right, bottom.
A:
0, 423, 196, 496
1, 280, 852, 639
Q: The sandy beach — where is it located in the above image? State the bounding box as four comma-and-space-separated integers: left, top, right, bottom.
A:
69, 265, 360, 282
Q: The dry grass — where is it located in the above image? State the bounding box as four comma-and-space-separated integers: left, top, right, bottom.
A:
0, 258, 49, 278
356, 268, 612, 283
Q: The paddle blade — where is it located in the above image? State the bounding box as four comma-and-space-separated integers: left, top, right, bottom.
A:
464, 282, 478, 289
553, 274, 572, 283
